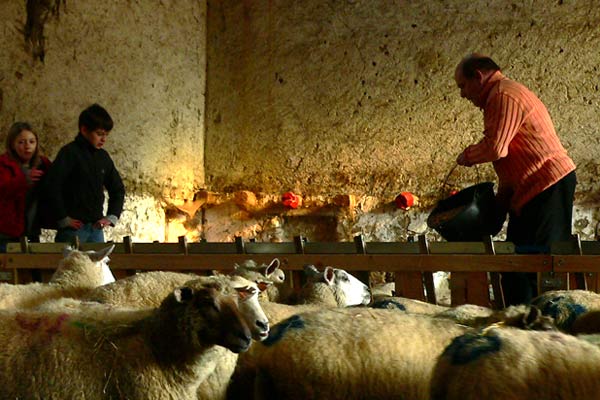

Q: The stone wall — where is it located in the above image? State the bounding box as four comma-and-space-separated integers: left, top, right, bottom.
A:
0, 0, 206, 242
204, 0, 600, 242
2, 1, 599, 244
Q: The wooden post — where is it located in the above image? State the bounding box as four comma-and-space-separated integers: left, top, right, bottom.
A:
485, 236, 504, 309
292, 236, 306, 289
353, 234, 370, 287
394, 236, 426, 302
419, 235, 436, 304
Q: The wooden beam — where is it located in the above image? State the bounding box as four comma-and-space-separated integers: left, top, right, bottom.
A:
3, 253, 552, 272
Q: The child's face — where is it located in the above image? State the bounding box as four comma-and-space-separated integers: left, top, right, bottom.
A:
81, 126, 109, 149
13, 129, 37, 164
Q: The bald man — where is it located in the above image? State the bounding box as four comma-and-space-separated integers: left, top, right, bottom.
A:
454, 54, 577, 306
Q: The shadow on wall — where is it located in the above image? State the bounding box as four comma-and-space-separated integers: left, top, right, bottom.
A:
24, 0, 66, 62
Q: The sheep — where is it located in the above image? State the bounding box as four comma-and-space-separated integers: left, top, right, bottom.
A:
230, 258, 289, 302
430, 325, 600, 400
370, 295, 449, 314
227, 265, 372, 400
0, 245, 116, 309
0, 277, 256, 400
82, 271, 270, 400
84, 272, 269, 341
247, 308, 469, 400
50, 244, 116, 286
569, 309, 600, 334
531, 289, 600, 331
290, 264, 372, 307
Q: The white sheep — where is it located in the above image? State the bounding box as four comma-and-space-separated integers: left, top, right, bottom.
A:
430, 325, 600, 400
0, 245, 115, 309
370, 295, 449, 314
531, 289, 600, 331
230, 258, 289, 302
291, 264, 372, 307
0, 276, 257, 399
50, 244, 116, 286
227, 265, 373, 400
249, 308, 468, 400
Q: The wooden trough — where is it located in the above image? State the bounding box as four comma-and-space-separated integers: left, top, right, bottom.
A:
1, 234, 598, 309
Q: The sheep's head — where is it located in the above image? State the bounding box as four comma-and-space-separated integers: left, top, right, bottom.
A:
164, 280, 252, 354
51, 245, 116, 287
303, 265, 372, 307
187, 275, 269, 342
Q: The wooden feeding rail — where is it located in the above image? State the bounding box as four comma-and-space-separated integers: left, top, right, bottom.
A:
2, 234, 596, 308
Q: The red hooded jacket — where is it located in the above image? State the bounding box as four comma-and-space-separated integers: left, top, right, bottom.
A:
0, 153, 51, 238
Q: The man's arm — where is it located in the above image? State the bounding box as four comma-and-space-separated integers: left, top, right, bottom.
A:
457, 93, 526, 166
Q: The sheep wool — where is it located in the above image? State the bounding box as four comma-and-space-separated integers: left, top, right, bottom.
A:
83, 270, 199, 306
83, 271, 269, 400
251, 308, 468, 400
0, 248, 115, 309
531, 289, 600, 330
0, 278, 253, 400
430, 326, 600, 400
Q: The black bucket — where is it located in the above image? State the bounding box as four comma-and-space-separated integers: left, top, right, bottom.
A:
427, 182, 505, 242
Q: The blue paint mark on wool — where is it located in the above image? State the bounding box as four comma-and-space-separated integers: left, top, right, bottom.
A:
370, 299, 406, 311
541, 297, 587, 330
443, 332, 501, 365
263, 315, 305, 346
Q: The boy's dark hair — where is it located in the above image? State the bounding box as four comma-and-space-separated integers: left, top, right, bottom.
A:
461, 57, 501, 79
78, 103, 113, 132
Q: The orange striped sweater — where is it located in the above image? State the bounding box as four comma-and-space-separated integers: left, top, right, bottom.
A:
462, 71, 576, 214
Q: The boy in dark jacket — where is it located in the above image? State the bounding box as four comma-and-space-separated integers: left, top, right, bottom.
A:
42, 104, 125, 243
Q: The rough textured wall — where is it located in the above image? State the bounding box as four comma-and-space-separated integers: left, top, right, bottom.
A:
203, 0, 600, 243
205, 0, 600, 208
0, 0, 206, 241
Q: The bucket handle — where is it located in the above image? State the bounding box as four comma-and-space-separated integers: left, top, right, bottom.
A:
440, 163, 481, 194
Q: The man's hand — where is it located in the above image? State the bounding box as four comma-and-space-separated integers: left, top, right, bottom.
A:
456, 152, 470, 166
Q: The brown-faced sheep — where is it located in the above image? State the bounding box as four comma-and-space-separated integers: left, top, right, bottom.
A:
0, 277, 255, 400
82, 271, 269, 400
430, 325, 600, 400
0, 245, 115, 309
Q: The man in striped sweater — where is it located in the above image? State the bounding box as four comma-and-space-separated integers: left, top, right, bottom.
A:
454, 54, 577, 306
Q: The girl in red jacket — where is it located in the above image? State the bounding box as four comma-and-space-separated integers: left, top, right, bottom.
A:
0, 122, 51, 251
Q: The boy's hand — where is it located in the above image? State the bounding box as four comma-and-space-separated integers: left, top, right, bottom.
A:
94, 218, 112, 229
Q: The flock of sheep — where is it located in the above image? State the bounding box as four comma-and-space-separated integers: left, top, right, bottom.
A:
2, 247, 600, 399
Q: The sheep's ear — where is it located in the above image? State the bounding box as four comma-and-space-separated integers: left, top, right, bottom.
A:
265, 258, 281, 276
173, 287, 195, 303
256, 280, 272, 292
323, 267, 335, 285
62, 245, 76, 258
303, 264, 319, 277
87, 244, 115, 262
236, 285, 258, 300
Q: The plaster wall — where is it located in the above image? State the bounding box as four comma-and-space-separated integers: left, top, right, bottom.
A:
0, 0, 206, 242
204, 0, 600, 242
1, 1, 599, 245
